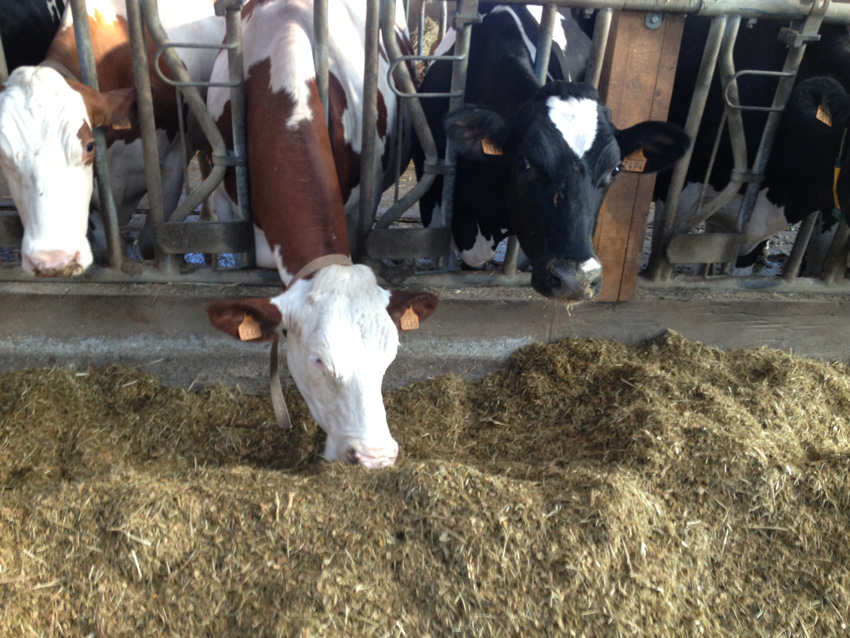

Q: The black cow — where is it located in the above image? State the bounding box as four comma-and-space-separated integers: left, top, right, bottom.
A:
412, 3, 690, 301
655, 17, 850, 275
0, 0, 66, 71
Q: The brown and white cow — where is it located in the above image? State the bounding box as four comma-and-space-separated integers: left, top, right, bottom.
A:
205, 0, 438, 468
0, 0, 225, 276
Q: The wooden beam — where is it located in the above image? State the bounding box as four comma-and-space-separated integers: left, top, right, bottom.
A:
594, 11, 684, 302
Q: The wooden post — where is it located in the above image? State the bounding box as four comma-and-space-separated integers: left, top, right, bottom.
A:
594, 11, 684, 302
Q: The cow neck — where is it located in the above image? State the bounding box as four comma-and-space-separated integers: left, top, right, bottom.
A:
288, 254, 353, 289
39, 59, 77, 82
244, 59, 351, 286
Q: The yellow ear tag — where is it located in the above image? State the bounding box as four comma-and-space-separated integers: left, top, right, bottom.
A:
622, 148, 647, 173
817, 103, 833, 127
238, 313, 262, 341
481, 137, 503, 156
399, 307, 420, 331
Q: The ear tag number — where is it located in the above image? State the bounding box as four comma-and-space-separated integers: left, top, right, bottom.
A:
481, 137, 503, 156
400, 307, 420, 331
817, 103, 833, 127
238, 313, 262, 341
622, 148, 647, 173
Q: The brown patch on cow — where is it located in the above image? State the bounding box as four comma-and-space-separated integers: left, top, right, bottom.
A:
327, 73, 360, 207
207, 297, 283, 342
44, 8, 182, 147
240, 58, 350, 279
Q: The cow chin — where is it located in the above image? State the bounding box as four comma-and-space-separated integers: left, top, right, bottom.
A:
532, 257, 602, 302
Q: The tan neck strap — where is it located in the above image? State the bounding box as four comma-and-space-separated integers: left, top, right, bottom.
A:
289, 254, 353, 287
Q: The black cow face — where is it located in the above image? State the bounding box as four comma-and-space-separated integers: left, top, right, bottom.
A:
445, 82, 690, 301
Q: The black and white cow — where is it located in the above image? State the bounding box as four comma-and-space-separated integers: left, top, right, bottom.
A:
655, 17, 850, 275
0, 0, 66, 72
412, 3, 689, 301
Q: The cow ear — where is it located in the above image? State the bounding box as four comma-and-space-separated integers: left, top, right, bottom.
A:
207, 298, 283, 342
615, 121, 690, 174
85, 87, 136, 131
444, 106, 509, 161
386, 290, 440, 330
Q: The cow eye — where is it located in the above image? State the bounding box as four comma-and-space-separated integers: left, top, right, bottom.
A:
517, 154, 531, 172
611, 164, 622, 178
84, 141, 95, 156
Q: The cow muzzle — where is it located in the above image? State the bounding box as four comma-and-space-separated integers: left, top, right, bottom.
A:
533, 257, 602, 302
24, 250, 86, 278
341, 439, 400, 469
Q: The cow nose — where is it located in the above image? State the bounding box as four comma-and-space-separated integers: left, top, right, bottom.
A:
537, 257, 602, 301
344, 441, 399, 469
24, 250, 84, 277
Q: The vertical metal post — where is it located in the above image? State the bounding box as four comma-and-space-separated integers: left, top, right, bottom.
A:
586, 8, 612, 89
418, 0, 426, 56
439, 0, 478, 270
357, 0, 381, 264
314, 0, 329, 126
127, 0, 173, 273
504, 3, 558, 278
223, 0, 255, 267
0, 31, 8, 82
646, 16, 727, 281
69, 0, 123, 272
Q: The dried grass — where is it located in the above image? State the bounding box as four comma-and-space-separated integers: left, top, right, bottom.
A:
2, 331, 849, 637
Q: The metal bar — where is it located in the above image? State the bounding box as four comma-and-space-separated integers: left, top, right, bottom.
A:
0, 28, 8, 82
504, 3, 558, 279
586, 7, 612, 89
357, 0, 382, 264
223, 0, 254, 267
820, 221, 850, 283
126, 0, 172, 273
439, 1, 448, 43
388, 54, 466, 98
646, 15, 727, 280
314, 0, 329, 126
141, 0, 231, 225
436, 0, 850, 23
418, 0, 426, 56
69, 0, 123, 272
735, 2, 828, 240
673, 17, 746, 232
439, 0, 480, 270
378, 0, 442, 234
782, 211, 818, 280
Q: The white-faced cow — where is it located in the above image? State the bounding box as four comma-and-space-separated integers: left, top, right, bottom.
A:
0, 0, 66, 72
655, 18, 850, 276
412, 3, 690, 301
0, 0, 225, 276
205, 0, 439, 468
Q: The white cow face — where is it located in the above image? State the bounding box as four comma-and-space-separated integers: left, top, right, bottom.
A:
277, 265, 400, 467
209, 264, 417, 468
0, 66, 133, 276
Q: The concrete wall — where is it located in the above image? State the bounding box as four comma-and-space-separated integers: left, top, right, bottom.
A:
3, 281, 850, 395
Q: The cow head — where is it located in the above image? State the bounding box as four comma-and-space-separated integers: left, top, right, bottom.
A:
0, 66, 134, 276
207, 264, 439, 469
445, 81, 690, 301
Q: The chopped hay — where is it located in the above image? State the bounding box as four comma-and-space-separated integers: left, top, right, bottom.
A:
1, 331, 849, 636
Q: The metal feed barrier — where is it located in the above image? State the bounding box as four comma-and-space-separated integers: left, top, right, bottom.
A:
1, 0, 850, 296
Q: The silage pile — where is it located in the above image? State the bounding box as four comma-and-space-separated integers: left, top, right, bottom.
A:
1, 331, 849, 637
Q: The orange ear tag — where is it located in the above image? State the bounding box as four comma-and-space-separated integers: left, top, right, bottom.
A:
622, 148, 647, 173
238, 313, 262, 341
481, 137, 503, 156
817, 103, 833, 127
399, 307, 420, 331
